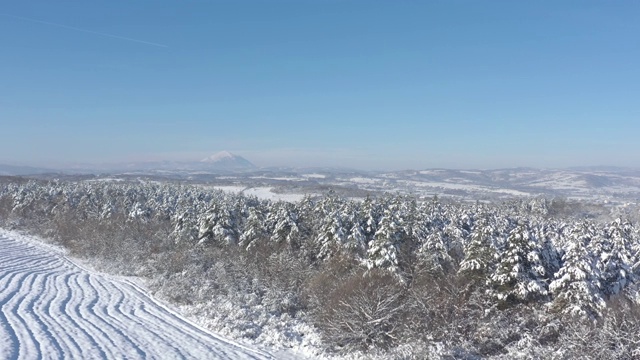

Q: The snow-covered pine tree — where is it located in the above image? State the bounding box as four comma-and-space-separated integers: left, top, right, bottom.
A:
338, 200, 364, 256
173, 209, 198, 243
361, 195, 380, 242
399, 196, 418, 240
442, 211, 469, 265
549, 221, 605, 319
316, 209, 347, 260
197, 201, 238, 246
239, 206, 267, 251
128, 201, 151, 222
367, 203, 403, 276
459, 215, 496, 279
488, 220, 548, 304
346, 221, 367, 261
269, 202, 301, 250
531, 221, 562, 283
596, 218, 637, 298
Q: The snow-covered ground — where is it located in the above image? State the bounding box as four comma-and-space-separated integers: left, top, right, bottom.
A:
211, 168, 640, 203
56, 166, 640, 204
208, 185, 314, 203
242, 187, 311, 202
211, 185, 249, 193
0, 230, 276, 360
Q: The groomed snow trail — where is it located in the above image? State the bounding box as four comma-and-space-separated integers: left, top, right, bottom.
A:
0, 233, 274, 360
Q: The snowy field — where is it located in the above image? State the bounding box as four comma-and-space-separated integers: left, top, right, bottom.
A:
208, 185, 313, 203
9, 165, 640, 204
0, 230, 274, 360
210, 167, 640, 204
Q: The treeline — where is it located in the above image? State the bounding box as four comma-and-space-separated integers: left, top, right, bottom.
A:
1, 177, 640, 359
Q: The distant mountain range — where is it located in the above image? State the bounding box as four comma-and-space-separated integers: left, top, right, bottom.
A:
2, 155, 640, 203
200, 151, 256, 170
104, 151, 257, 173
0, 164, 57, 176
0, 151, 256, 176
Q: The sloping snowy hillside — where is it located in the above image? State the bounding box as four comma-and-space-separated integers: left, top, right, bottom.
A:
0, 231, 273, 360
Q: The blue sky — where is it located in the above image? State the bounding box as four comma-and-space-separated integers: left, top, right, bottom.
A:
1, 1, 638, 170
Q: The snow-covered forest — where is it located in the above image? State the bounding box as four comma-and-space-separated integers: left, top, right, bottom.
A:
1, 177, 640, 359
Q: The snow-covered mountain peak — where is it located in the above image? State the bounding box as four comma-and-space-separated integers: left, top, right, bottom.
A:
201, 151, 234, 162
200, 151, 255, 170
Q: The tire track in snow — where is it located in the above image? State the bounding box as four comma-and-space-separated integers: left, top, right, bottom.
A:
0, 233, 274, 360
21, 271, 66, 359
63, 273, 113, 358
39, 273, 84, 359
5, 272, 42, 359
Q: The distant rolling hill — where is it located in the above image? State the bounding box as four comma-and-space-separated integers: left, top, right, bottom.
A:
199, 151, 256, 171
0, 164, 56, 176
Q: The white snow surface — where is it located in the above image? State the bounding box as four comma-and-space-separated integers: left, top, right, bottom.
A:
0, 230, 275, 360
201, 151, 236, 162
208, 185, 313, 203
211, 185, 249, 193
242, 187, 311, 202
302, 174, 326, 179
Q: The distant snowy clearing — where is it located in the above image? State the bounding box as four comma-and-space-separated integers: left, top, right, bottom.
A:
209, 185, 313, 202
242, 187, 311, 202
211, 185, 249, 193
0, 230, 273, 360
302, 174, 326, 179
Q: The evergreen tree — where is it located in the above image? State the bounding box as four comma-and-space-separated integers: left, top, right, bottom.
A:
173, 209, 198, 243
361, 195, 380, 241
269, 203, 301, 250
417, 228, 454, 276
488, 221, 548, 303
239, 206, 267, 251
197, 202, 238, 246
346, 221, 367, 260
531, 221, 562, 282
459, 215, 496, 279
549, 222, 605, 319
316, 209, 347, 260
596, 218, 636, 297
367, 204, 403, 276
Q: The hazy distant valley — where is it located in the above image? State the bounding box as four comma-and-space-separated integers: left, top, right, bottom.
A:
4, 152, 640, 205
196, 166, 640, 205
